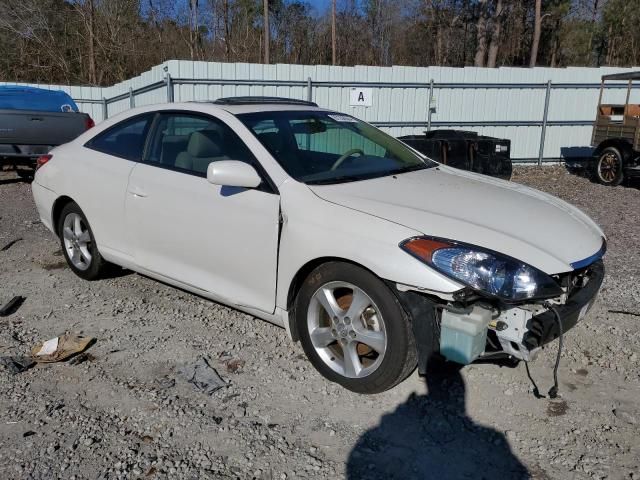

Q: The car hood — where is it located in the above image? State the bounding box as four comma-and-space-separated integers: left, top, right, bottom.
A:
308, 166, 605, 274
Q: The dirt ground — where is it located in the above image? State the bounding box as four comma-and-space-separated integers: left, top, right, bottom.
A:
0, 165, 639, 480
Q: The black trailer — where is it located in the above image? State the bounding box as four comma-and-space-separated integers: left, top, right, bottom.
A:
399, 130, 512, 180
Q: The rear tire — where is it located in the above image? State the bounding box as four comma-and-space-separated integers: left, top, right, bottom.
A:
295, 262, 417, 394
594, 147, 624, 186
57, 202, 109, 280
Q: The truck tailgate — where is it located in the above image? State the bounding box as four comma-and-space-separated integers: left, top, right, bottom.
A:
0, 109, 88, 146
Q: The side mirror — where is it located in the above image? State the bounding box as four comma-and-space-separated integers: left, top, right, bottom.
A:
206, 160, 262, 189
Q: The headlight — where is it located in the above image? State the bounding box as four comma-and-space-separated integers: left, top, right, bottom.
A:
400, 237, 563, 302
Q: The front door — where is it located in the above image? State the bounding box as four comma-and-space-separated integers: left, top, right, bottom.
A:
125, 112, 280, 313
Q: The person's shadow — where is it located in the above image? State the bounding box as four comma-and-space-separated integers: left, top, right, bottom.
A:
346, 360, 529, 479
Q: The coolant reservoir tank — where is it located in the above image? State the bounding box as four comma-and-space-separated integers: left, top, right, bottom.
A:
439, 306, 492, 364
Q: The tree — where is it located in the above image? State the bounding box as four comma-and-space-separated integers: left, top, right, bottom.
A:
530, 0, 542, 67
474, 0, 488, 67
263, 0, 269, 64
487, 0, 503, 67
73, 0, 97, 84
332, 0, 337, 65
2, 0, 640, 87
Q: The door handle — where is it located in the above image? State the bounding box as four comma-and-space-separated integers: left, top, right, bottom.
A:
128, 187, 147, 198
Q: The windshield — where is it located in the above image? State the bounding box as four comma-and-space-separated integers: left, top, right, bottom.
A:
237, 110, 435, 184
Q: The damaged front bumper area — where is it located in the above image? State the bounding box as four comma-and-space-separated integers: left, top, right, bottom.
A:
522, 260, 604, 351
393, 260, 605, 373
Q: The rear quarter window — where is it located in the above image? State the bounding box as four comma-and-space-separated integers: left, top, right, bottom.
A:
85, 114, 153, 161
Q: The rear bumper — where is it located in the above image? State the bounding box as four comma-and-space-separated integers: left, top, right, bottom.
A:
523, 260, 604, 350
31, 181, 57, 233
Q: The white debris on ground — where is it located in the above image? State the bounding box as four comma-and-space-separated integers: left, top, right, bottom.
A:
0, 166, 638, 479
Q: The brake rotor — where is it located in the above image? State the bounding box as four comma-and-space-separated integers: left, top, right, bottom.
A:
335, 291, 373, 356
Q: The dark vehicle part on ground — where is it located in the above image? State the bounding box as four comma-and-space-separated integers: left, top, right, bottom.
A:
0, 86, 94, 176
1, 237, 22, 251
399, 130, 512, 180
591, 71, 640, 186
0, 295, 25, 317
179, 357, 228, 395
0, 356, 35, 375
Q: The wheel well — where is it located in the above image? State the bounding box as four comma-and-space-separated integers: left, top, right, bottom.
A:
594, 139, 633, 161
51, 196, 74, 237
285, 257, 378, 342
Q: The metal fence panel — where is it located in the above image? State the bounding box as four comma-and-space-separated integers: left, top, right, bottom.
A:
3, 61, 640, 161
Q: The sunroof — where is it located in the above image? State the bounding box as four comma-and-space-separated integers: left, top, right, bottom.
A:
211, 96, 318, 107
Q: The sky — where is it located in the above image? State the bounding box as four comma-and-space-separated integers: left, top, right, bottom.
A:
308, 0, 332, 10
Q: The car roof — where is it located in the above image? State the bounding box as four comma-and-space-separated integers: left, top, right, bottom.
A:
212, 96, 317, 107
190, 96, 324, 115
85, 100, 330, 134
211, 102, 327, 115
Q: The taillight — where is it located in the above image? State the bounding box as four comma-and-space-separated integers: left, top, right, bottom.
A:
85, 116, 95, 130
36, 154, 52, 170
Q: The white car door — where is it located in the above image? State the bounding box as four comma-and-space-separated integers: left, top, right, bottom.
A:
77, 113, 155, 257
125, 112, 281, 314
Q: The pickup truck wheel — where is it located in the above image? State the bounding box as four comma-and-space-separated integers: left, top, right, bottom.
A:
595, 147, 624, 186
57, 202, 108, 280
295, 262, 416, 394
16, 170, 33, 181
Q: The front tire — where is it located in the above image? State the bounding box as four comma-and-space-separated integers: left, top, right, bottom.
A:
57, 202, 108, 280
594, 147, 624, 186
295, 262, 417, 394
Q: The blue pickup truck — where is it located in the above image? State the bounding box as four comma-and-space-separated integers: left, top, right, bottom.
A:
0, 86, 94, 177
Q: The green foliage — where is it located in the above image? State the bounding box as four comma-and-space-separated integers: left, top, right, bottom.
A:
600, 0, 640, 66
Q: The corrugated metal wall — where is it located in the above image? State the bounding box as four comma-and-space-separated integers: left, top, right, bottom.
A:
3, 61, 640, 160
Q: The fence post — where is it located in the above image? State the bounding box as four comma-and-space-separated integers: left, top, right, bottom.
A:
427, 79, 434, 132
102, 97, 108, 120
166, 73, 174, 103
538, 80, 552, 166
129, 87, 135, 108
307, 77, 313, 103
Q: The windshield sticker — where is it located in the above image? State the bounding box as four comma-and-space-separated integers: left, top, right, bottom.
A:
328, 114, 358, 123
61, 104, 74, 112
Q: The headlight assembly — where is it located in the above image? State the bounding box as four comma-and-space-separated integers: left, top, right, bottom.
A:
400, 237, 563, 302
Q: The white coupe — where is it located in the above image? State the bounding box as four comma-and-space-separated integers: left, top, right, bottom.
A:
32, 97, 605, 393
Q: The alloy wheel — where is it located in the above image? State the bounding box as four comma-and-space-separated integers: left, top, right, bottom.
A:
306, 281, 387, 378
62, 212, 93, 271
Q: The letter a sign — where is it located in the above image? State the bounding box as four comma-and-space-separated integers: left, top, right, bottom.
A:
349, 88, 373, 107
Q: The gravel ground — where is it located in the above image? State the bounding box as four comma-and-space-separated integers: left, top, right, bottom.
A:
0, 166, 639, 480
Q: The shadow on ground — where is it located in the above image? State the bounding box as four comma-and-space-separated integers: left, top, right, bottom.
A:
561, 147, 593, 180
346, 361, 531, 480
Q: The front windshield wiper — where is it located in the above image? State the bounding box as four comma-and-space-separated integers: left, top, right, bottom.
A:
306, 174, 371, 185
306, 163, 432, 185
387, 163, 433, 176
